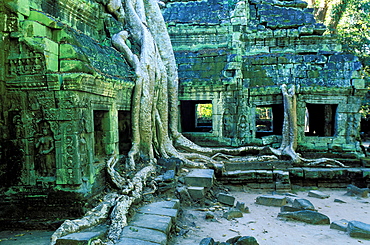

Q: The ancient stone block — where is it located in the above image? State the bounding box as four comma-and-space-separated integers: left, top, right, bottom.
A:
255, 195, 286, 207
278, 210, 330, 225
217, 193, 236, 206
308, 190, 330, 199
184, 169, 214, 187
330, 219, 349, 232
120, 226, 167, 245
223, 208, 243, 220
130, 213, 172, 234
347, 221, 370, 239
292, 198, 315, 211
56, 232, 104, 245
188, 186, 205, 200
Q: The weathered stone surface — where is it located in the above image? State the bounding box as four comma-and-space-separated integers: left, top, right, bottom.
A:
138, 206, 178, 222
199, 237, 215, 245
56, 232, 104, 245
308, 190, 330, 199
223, 208, 243, 220
255, 195, 287, 207
120, 226, 167, 245
278, 210, 330, 225
345, 184, 369, 198
205, 211, 215, 220
330, 219, 349, 232
347, 221, 370, 239
235, 201, 249, 213
235, 236, 259, 245
163, 170, 176, 182
184, 169, 214, 187
130, 213, 172, 234
116, 237, 159, 245
188, 186, 205, 200
218, 193, 236, 206
280, 205, 301, 212
292, 199, 315, 211
334, 198, 346, 203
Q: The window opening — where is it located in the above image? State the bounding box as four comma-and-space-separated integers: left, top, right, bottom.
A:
255, 104, 284, 138
305, 104, 337, 136
180, 100, 212, 132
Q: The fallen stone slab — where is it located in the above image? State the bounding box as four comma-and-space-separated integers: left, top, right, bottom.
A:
330, 219, 349, 232
120, 226, 167, 245
292, 198, 315, 211
255, 195, 286, 207
130, 213, 172, 234
235, 236, 259, 245
184, 169, 214, 187
226, 235, 259, 245
308, 190, 330, 199
218, 193, 236, 206
143, 199, 180, 209
334, 198, 346, 203
199, 237, 215, 245
223, 208, 243, 220
138, 206, 178, 222
280, 205, 301, 212
188, 186, 205, 200
116, 237, 160, 245
347, 221, 370, 239
56, 231, 105, 245
278, 210, 330, 225
236, 201, 249, 213
345, 184, 369, 198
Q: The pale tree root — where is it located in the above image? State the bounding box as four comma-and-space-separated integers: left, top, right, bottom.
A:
50, 155, 156, 245
50, 192, 120, 245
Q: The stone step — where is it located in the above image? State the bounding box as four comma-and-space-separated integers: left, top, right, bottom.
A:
117, 199, 180, 245
56, 225, 108, 245
184, 169, 214, 187
219, 167, 370, 188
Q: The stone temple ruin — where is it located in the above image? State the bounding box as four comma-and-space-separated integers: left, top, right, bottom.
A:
0, 0, 369, 240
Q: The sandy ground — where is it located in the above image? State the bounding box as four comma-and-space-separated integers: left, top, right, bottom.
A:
1, 188, 369, 245
170, 187, 370, 245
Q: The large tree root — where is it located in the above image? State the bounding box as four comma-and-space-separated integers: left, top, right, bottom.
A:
50, 192, 120, 245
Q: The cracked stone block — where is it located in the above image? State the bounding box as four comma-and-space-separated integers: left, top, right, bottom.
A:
217, 193, 236, 206
188, 186, 205, 200
184, 169, 214, 187
255, 195, 287, 207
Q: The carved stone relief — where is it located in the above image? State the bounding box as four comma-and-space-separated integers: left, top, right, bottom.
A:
35, 121, 55, 177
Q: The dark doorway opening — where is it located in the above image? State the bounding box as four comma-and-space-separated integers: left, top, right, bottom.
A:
118, 110, 131, 154
255, 104, 284, 138
305, 104, 337, 136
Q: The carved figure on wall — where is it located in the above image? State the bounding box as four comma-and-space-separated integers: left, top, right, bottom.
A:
223, 108, 235, 138
237, 114, 248, 144
35, 124, 55, 176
